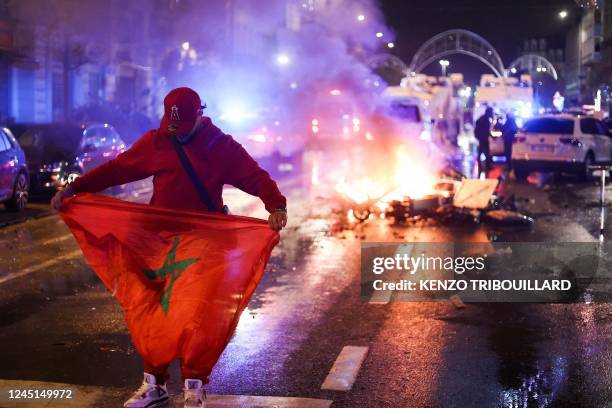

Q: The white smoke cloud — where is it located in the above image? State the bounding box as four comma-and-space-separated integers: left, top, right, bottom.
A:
165, 0, 396, 154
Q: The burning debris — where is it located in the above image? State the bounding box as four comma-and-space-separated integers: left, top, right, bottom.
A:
334, 158, 534, 228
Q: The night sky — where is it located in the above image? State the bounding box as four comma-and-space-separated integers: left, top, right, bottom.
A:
379, 0, 579, 85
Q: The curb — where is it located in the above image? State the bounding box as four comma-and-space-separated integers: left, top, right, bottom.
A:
0, 210, 55, 229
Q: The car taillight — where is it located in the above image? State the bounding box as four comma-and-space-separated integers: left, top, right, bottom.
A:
514, 135, 526, 144
559, 138, 582, 147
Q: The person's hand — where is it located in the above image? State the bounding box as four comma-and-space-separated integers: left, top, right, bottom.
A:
50, 186, 75, 211
268, 209, 287, 231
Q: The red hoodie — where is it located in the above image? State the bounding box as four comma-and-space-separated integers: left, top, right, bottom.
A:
69, 117, 286, 213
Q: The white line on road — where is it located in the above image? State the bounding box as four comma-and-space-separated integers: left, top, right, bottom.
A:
0, 249, 83, 285
321, 345, 369, 391
40, 233, 74, 246
0, 232, 74, 254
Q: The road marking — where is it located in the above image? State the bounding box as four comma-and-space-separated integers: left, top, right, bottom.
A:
0, 233, 73, 254
0, 249, 83, 285
0, 380, 332, 408
40, 233, 74, 246
321, 345, 368, 391
449, 294, 466, 309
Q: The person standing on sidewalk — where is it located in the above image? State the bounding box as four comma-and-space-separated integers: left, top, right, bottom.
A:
51, 87, 288, 408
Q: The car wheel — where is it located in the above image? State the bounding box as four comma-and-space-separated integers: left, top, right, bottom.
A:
579, 152, 594, 182
352, 208, 371, 222
5, 172, 29, 212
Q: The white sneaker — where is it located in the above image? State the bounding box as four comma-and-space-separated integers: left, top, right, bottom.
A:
124, 372, 169, 408
183, 378, 206, 408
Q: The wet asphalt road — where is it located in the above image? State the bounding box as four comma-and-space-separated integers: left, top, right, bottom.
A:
0, 165, 611, 408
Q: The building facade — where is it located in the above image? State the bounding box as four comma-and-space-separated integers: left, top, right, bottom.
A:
0, 0, 166, 126
564, 4, 609, 112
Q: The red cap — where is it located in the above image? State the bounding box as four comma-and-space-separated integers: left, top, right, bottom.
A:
159, 87, 202, 136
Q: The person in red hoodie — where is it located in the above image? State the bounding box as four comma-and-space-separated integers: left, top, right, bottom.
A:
51, 87, 287, 408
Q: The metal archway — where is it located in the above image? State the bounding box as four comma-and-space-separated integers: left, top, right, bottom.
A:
408, 29, 506, 77
507, 54, 559, 80
366, 53, 408, 74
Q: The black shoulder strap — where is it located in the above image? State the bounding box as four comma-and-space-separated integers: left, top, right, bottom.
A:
170, 135, 216, 212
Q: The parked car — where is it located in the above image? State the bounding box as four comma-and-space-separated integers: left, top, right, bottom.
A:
0, 127, 29, 211
512, 114, 612, 181
77, 123, 127, 173
14, 123, 125, 193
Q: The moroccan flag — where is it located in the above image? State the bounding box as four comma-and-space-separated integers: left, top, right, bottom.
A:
60, 193, 279, 374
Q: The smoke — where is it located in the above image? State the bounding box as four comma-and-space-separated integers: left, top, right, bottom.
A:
164, 0, 395, 155
11, 0, 444, 178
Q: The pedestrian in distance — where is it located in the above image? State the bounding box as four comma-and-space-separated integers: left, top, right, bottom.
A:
51, 87, 288, 408
474, 107, 494, 174
502, 112, 519, 170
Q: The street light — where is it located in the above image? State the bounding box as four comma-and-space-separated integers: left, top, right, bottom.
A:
276, 54, 290, 65
357, 14, 365, 22
439, 59, 450, 76
376, 32, 383, 38
181, 42, 190, 51
559, 10, 568, 19
387, 42, 395, 49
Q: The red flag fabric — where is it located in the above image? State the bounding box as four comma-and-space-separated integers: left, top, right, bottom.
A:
60, 193, 279, 378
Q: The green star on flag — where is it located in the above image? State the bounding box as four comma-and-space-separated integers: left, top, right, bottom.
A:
143, 236, 200, 315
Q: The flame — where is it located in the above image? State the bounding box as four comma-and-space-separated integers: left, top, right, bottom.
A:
336, 177, 386, 205
386, 145, 437, 200
335, 144, 437, 206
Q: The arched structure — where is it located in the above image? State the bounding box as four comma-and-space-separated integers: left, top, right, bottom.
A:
408, 29, 506, 78
507, 54, 559, 80
366, 53, 408, 74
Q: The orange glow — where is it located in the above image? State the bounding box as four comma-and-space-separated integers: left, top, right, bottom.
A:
335, 144, 437, 206
336, 178, 386, 205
